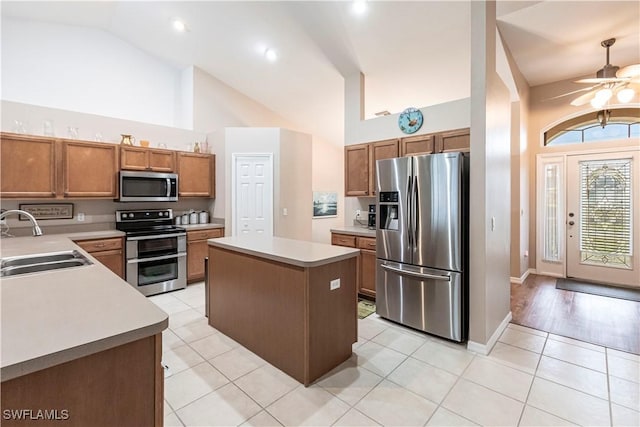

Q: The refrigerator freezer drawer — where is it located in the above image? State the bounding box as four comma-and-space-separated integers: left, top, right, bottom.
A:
376, 260, 465, 342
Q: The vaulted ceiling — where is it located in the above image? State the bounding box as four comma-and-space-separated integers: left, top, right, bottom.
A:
3, 1, 639, 143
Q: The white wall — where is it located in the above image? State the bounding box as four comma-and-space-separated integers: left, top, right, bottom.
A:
1, 18, 184, 128
2, 20, 343, 244
343, 72, 472, 226
467, 1, 512, 349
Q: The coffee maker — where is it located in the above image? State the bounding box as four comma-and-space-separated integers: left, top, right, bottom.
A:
368, 204, 376, 228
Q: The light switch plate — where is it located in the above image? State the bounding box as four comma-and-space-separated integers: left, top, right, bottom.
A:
330, 278, 340, 290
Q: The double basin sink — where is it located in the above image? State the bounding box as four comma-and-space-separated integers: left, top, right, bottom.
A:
1, 250, 93, 277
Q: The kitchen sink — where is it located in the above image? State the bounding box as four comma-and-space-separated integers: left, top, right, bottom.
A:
0, 250, 93, 277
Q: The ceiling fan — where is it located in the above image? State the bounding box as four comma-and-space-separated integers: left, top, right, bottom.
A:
567, 38, 640, 108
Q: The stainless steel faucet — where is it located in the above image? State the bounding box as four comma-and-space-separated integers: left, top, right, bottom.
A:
0, 210, 43, 236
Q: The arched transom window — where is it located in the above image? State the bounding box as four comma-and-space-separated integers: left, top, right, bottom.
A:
544, 107, 640, 146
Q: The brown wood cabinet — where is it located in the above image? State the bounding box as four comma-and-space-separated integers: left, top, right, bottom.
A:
74, 237, 124, 279
63, 140, 118, 198
187, 227, 224, 282
331, 232, 376, 299
344, 144, 370, 196
435, 128, 470, 153
345, 139, 398, 197
370, 139, 399, 195
1, 334, 163, 427
1, 133, 58, 198
120, 146, 176, 172
400, 133, 435, 157
178, 152, 215, 197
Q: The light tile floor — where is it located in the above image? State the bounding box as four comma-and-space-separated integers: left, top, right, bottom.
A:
151, 283, 640, 427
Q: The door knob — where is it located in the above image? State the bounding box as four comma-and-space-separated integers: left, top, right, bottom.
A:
568, 221, 575, 226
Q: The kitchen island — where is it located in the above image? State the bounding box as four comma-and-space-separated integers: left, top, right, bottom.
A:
207, 236, 360, 386
1, 235, 167, 427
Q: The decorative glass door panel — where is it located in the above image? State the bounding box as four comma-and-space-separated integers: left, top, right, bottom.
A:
566, 151, 639, 287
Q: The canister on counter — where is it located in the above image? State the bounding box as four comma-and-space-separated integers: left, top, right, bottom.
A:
189, 211, 198, 225
199, 211, 209, 224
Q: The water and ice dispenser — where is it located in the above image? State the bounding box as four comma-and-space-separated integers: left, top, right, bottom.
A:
378, 191, 399, 230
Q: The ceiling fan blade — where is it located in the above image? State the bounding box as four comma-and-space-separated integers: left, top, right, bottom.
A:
617, 64, 640, 78
545, 86, 598, 101
575, 77, 628, 84
570, 90, 596, 106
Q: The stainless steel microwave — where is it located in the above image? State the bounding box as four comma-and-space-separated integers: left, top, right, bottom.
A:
119, 171, 178, 202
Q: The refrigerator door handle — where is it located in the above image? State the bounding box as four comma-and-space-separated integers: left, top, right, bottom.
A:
381, 263, 450, 281
413, 175, 419, 244
407, 175, 413, 247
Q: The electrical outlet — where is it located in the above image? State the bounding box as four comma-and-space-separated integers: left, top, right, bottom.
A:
355, 209, 361, 218
330, 278, 341, 290
524, 250, 529, 257
77, 212, 85, 222
282, 208, 288, 216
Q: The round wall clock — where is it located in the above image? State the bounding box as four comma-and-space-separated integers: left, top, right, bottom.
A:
398, 107, 423, 134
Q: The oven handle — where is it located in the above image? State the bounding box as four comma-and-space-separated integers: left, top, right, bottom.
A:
127, 232, 186, 241
127, 253, 187, 264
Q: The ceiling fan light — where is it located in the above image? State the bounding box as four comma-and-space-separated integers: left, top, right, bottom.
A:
590, 97, 606, 109
617, 88, 635, 103
594, 88, 613, 102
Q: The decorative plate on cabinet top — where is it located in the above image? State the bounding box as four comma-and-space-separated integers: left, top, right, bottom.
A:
398, 107, 423, 134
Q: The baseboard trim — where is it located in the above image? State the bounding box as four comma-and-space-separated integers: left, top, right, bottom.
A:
510, 268, 535, 284
467, 311, 512, 355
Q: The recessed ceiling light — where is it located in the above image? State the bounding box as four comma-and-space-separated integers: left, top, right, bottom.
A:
264, 48, 278, 62
172, 18, 187, 33
351, 0, 367, 15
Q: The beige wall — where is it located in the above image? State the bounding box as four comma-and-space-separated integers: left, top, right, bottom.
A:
527, 78, 640, 270
468, 1, 512, 347
195, 67, 343, 243
501, 37, 532, 281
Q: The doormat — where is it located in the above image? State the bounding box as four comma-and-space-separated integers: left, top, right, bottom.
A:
556, 278, 640, 302
358, 300, 376, 319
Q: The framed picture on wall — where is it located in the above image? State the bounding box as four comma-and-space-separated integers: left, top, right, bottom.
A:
312, 191, 337, 218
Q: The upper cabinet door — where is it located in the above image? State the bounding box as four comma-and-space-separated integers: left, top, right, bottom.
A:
435, 128, 470, 153
178, 152, 214, 197
400, 134, 435, 157
370, 139, 399, 195
345, 144, 370, 196
63, 140, 118, 198
1, 133, 57, 198
121, 146, 176, 172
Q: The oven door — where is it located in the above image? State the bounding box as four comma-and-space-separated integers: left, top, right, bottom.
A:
127, 253, 187, 296
126, 234, 187, 296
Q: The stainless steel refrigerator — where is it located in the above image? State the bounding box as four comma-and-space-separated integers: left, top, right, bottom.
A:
376, 152, 469, 342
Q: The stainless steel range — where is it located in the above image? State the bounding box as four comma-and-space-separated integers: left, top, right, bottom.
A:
116, 208, 187, 296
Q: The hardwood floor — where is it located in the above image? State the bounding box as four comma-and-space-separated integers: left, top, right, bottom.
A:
511, 274, 640, 354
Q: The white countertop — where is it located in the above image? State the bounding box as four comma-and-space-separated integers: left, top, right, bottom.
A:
330, 226, 376, 238
65, 230, 126, 240
208, 236, 360, 268
1, 235, 168, 381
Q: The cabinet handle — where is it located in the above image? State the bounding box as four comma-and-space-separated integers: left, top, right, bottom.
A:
95, 243, 106, 248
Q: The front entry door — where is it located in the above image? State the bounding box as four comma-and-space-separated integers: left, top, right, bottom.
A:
566, 151, 640, 287
233, 154, 273, 237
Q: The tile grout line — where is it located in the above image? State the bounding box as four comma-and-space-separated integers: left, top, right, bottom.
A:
605, 348, 613, 427
516, 331, 547, 426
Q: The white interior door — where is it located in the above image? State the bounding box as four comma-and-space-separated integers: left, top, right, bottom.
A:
233, 154, 273, 236
566, 151, 640, 287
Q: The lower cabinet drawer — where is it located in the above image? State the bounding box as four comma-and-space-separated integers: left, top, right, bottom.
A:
331, 234, 356, 247
187, 228, 224, 242
357, 237, 376, 250
75, 237, 122, 252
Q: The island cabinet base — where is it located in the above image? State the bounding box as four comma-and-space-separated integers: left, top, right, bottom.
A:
208, 246, 357, 386
1, 334, 163, 427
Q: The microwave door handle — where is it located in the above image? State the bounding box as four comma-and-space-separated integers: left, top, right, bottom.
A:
166, 178, 171, 197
